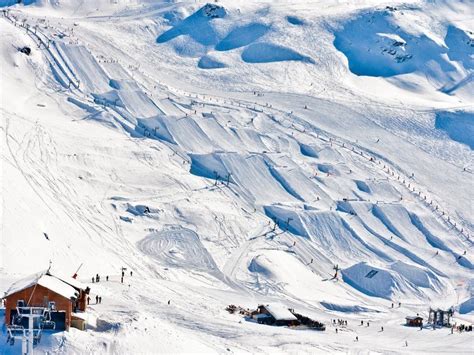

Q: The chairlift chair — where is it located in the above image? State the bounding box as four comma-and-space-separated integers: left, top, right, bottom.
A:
6, 325, 25, 346
41, 309, 56, 330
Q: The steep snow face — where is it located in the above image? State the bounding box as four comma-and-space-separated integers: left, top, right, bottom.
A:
435, 110, 474, 149
1, 0, 473, 354
333, 5, 474, 101
342, 261, 444, 300
334, 8, 455, 78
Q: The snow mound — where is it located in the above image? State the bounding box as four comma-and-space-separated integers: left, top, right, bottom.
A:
300, 143, 320, 158
198, 55, 226, 69
342, 261, 443, 300
189, 153, 295, 204
355, 180, 370, 193
342, 262, 397, 299
286, 16, 305, 26
319, 302, 376, 313
241, 43, 314, 64
247, 250, 359, 305
215, 23, 270, 51
157, 4, 226, 47
333, 8, 470, 85
391, 261, 442, 290
248, 255, 273, 277
354, 179, 401, 200
445, 26, 474, 70
459, 297, 474, 314
137, 226, 218, 272
435, 110, 474, 150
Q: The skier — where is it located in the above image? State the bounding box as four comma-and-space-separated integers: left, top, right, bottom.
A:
356, 336, 359, 342
95, 295, 99, 304
92, 277, 95, 283
381, 326, 383, 332
130, 271, 133, 276
106, 276, 109, 281
335, 328, 338, 334
405, 340, 408, 347
391, 303, 394, 308
87, 296, 90, 305
360, 320, 363, 326
99, 296, 102, 304
168, 300, 171, 305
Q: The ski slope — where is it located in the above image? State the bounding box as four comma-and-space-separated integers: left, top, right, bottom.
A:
0, 0, 473, 354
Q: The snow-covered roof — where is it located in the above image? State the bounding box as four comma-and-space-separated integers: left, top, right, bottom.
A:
263, 304, 297, 321
406, 316, 423, 320
3, 271, 79, 300
52, 273, 87, 291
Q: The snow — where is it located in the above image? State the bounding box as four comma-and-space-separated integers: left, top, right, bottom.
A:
263, 303, 297, 321
4, 272, 79, 300
435, 110, 474, 149
241, 43, 315, 64
0, 0, 473, 353
52, 273, 88, 291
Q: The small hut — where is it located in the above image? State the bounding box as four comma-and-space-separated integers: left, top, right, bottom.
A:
405, 316, 423, 327
3, 270, 90, 331
254, 304, 300, 326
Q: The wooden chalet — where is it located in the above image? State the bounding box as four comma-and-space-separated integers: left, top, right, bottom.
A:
254, 304, 300, 326
405, 315, 423, 327
2, 271, 90, 331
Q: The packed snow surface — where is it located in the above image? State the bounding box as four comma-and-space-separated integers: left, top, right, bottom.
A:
0, 0, 473, 354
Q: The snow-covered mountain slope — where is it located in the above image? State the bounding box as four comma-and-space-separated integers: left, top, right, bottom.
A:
1, 0, 473, 353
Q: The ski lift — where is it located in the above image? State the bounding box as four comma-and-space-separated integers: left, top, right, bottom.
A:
41, 303, 56, 330
8, 306, 48, 353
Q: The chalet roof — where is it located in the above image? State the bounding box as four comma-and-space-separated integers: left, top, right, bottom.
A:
405, 316, 423, 320
3, 271, 79, 301
263, 304, 297, 321
52, 273, 87, 291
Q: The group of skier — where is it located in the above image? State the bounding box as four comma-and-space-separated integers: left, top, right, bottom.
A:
86, 295, 102, 305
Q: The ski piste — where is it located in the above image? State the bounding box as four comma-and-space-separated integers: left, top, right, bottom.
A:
1, 0, 473, 354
